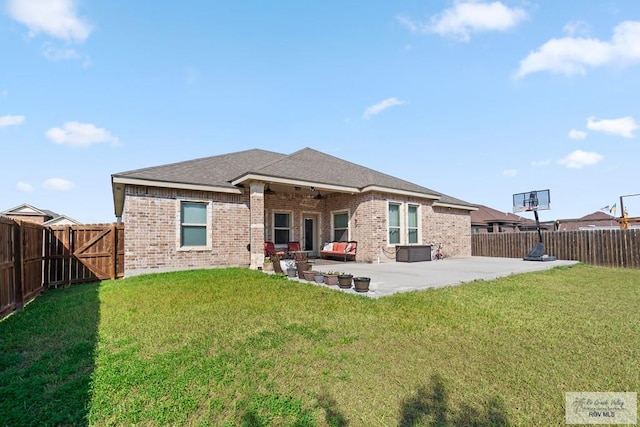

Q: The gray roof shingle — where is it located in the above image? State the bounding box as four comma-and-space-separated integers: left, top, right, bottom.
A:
113, 149, 287, 189
113, 147, 475, 208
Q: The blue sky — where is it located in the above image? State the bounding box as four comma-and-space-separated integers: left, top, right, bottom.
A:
1, 0, 639, 223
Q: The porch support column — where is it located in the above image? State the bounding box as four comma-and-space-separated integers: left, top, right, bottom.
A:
249, 182, 265, 269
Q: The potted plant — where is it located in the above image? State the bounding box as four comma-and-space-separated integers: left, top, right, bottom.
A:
271, 255, 284, 274
303, 266, 315, 281
353, 277, 371, 293
323, 271, 340, 286
296, 260, 310, 279
282, 258, 297, 278
262, 257, 274, 272
337, 272, 353, 289
313, 271, 325, 284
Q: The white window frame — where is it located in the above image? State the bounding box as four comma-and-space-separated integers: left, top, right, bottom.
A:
331, 209, 350, 242
176, 199, 212, 251
387, 201, 422, 246
407, 204, 420, 244
387, 201, 402, 245
272, 210, 293, 246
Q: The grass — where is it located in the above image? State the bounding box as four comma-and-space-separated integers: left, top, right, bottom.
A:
1, 264, 638, 426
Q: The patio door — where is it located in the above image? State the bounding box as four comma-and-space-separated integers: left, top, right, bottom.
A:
303, 216, 317, 255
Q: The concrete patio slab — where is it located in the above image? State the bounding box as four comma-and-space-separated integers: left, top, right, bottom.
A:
303, 256, 579, 298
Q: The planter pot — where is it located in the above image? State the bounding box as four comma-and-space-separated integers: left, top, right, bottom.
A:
324, 274, 339, 286
353, 277, 371, 293
313, 272, 325, 284
303, 270, 315, 281
272, 258, 284, 274
287, 268, 298, 278
263, 262, 274, 272
337, 275, 353, 289
296, 262, 310, 279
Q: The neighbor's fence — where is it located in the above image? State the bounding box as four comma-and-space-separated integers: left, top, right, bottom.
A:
0, 218, 124, 320
0, 217, 45, 318
472, 229, 640, 268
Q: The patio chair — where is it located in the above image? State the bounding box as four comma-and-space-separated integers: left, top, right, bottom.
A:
264, 242, 285, 258
287, 241, 301, 252
287, 241, 308, 261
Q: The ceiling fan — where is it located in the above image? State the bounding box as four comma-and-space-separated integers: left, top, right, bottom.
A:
264, 184, 275, 195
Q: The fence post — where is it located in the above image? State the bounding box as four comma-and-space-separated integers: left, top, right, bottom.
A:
13, 221, 24, 311
65, 226, 72, 287
110, 224, 117, 280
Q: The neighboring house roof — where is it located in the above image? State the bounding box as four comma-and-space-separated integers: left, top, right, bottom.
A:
556, 211, 618, 230
471, 204, 523, 226
43, 215, 82, 226
574, 211, 613, 221
112, 147, 477, 217
1, 203, 57, 219
1, 203, 80, 225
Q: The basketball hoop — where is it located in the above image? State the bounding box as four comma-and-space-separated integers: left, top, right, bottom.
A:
512, 189, 556, 262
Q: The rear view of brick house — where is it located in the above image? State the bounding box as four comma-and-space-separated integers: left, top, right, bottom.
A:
111, 147, 476, 276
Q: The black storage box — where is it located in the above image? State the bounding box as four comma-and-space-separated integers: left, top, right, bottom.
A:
396, 245, 432, 262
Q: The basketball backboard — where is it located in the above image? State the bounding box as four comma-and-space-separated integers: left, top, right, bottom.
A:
513, 189, 551, 213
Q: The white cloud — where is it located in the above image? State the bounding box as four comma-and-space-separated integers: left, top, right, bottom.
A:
502, 169, 517, 177
45, 122, 120, 147
563, 21, 591, 37
42, 43, 80, 61
558, 150, 604, 168
43, 177, 74, 191
41, 43, 91, 66
398, 1, 527, 42
0, 115, 26, 128
568, 129, 588, 139
7, 0, 92, 42
515, 20, 640, 78
587, 116, 637, 138
396, 15, 429, 34
531, 159, 551, 167
363, 97, 406, 119
16, 181, 33, 192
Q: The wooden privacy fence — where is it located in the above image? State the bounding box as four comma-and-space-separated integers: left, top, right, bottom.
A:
0, 218, 124, 320
45, 223, 124, 287
472, 229, 640, 268
0, 218, 45, 319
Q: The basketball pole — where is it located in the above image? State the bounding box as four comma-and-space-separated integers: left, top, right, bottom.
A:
533, 209, 542, 243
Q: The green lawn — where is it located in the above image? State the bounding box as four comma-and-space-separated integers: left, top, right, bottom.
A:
1, 264, 638, 426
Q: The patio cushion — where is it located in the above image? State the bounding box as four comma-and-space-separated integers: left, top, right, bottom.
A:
320, 241, 357, 260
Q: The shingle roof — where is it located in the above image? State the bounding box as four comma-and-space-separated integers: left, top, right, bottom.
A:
113, 147, 475, 208
112, 149, 287, 189
471, 204, 522, 225
236, 148, 442, 196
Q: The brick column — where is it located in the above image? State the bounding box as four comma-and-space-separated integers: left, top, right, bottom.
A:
249, 182, 265, 269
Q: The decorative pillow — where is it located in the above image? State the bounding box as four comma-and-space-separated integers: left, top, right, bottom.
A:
345, 243, 352, 253
323, 242, 333, 251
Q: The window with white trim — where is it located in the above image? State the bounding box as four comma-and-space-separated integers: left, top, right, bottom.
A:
181, 202, 207, 247
273, 212, 291, 244
333, 212, 349, 241
408, 204, 419, 244
388, 203, 401, 244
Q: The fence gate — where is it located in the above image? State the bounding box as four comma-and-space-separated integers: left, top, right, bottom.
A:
45, 223, 124, 287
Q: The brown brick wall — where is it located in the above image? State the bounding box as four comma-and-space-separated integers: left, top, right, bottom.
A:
124, 185, 472, 274
122, 185, 251, 276
320, 192, 471, 263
